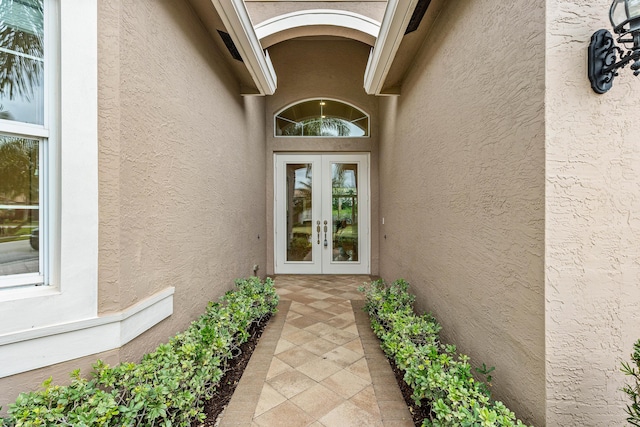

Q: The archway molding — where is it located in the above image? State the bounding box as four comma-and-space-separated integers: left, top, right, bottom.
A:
255, 9, 381, 48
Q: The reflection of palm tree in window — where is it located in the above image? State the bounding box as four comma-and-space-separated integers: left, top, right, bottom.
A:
0, 104, 12, 119
282, 117, 352, 136
0, 136, 38, 203
0, 136, 38, 234
0, 0, 44, 106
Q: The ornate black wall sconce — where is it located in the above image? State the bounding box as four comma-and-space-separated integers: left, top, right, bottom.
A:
589, 0, 640, 93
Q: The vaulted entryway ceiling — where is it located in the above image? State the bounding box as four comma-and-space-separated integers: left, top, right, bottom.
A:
187, 0, 447, 96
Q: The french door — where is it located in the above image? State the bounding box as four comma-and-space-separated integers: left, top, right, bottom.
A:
274, 153, 370, 274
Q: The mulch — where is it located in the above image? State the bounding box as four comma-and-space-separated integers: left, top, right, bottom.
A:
388, 358, 434, 426
192, 315, 270, 427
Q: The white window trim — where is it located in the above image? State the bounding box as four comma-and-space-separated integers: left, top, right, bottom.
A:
0, 0, 174, 378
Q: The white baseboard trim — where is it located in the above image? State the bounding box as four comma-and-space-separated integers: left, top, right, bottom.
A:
0, 287, 175, 378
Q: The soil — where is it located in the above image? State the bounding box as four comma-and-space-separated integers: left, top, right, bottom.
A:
192, 315, 270, 427
388, 358, 433, 426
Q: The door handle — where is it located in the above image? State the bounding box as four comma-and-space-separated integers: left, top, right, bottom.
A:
323, 220, 328, 247
317, 221, 321, 245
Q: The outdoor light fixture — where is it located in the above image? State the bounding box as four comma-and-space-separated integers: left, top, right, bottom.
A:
588, 0, 640, 93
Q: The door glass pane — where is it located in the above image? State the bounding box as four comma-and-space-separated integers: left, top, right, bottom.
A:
286, 163, 312, 261
0, 0, 45, 125
332, 163, 358, 262
0, 135, 39, 276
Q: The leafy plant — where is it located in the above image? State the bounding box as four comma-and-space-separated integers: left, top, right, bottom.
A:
622, 339, 640, 426
1, 277, 279, 427
359, 279, 531, 427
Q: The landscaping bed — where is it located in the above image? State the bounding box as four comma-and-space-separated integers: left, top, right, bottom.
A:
359, 279, 531, 427
1, 277, 279, 427
193, 314, 268, 427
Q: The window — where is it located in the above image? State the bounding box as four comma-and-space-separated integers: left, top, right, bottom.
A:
275, 98, 369, 137
0, 0, 171, 380
0, 0, 48, 288
0, 0, 105, 377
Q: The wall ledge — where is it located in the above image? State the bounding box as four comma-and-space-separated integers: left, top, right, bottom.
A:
0, 287, 174, 378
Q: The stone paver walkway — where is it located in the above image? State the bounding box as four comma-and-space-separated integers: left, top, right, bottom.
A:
218, 275, 413, 427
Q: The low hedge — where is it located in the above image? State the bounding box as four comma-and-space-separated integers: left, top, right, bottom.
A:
359, 279, 531, 427
1, 276, 279, 427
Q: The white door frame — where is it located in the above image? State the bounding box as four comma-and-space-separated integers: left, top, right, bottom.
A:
274, 153, 370, 274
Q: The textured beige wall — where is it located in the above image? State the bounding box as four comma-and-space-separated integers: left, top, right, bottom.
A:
546, 0, 640, 425
0, 0, 267, 408
378, 1, 545, 425
264, 39, 379, 275
99, 0, 267, 343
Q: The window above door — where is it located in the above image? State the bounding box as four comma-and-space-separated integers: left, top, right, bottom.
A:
275, 98, 369, 137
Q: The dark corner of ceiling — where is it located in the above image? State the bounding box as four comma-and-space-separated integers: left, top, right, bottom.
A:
217, 30, 244, 62
405, 0, 432, 35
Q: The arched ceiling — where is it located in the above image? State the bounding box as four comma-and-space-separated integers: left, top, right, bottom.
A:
189, 0, 446, 96
254, 10, 381, 48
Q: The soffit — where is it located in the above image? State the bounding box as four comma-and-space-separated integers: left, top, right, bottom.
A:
364, 0, 445, 95
188, 0, 276, 95
381, 0, 445, 93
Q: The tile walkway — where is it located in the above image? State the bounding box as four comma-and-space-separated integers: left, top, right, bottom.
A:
218, 275, 413, 427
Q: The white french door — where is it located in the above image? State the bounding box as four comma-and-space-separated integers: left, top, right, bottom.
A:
274, 153, 370, 274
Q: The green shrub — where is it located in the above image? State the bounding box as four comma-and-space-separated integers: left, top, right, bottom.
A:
359, 279, 531, 427
622, 339, 640, 426
1, 276, 279, 427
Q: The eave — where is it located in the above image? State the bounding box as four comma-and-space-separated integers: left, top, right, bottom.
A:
364, 0, 445, 96
190, 0, 277, 96
364, 0, 418, 95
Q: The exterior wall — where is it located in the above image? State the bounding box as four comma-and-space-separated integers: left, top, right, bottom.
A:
378, 1, 546, 425
264, 39, 380, 276
0, 0, 267, 408
545, 0, 640, 425
98, 0, 267, 354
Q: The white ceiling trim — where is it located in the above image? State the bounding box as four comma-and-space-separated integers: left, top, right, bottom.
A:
255, 9, 381, 42
364, 0, 418, 95
210, 0, 277, 95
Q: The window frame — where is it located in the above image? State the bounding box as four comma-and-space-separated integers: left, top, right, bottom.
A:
0, 0, 52, 289
0, 0, 98, 335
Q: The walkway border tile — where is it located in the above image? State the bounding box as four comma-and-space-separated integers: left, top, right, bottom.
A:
352, 300, 413, 426
218, 300, 291, 427
219, 278, 412, 427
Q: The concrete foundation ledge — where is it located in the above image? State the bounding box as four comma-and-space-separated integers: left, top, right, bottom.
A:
0, 287, 175, 378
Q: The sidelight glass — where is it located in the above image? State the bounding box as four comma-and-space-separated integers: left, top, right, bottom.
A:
286, 163, 313, 261
331, 163, 358, 262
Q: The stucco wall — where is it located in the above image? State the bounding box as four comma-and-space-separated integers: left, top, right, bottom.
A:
99, 0, 267, 354
264, 39, 380, 276
0, 0, 267, 407
378, 0, 545, 424
546, 0, 640, 425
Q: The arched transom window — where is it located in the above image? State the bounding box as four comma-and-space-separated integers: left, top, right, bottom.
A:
275, 99, 369, 137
